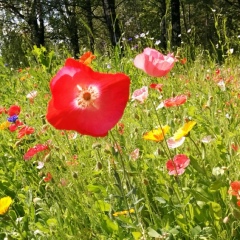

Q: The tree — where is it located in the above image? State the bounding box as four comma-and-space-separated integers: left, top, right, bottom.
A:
101, 0, 122, 47
171, 0, 181, 47
0, 0, 46, 47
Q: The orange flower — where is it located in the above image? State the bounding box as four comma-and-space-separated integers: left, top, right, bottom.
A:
180, 58, 187, 64
43, 172, 52, 182
79, 51, 96, 65
229, 181, 240, 206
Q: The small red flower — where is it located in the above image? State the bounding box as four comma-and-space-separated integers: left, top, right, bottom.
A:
215, 69, 220, 75
180, 58, 187, 65
43, 172, 52, 182
166, 154, 190, 175
149, 83, 164, 92
8, 105, 21, 116
231, 144, 239, 152
229, 181, 240, 197
18, 125, 35, 138
23, 144, 49, 161
117, 122, 124, 135
0, 107, 7, 114
46, 58, 130, 137
163, 95, 187, 108
229, 181, 240, 207
9, 120, 24, 132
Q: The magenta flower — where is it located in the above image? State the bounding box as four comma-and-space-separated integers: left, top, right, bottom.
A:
134, 48, 176, 77
166, 154, 190, 175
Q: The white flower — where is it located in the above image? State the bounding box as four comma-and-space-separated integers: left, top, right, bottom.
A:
217, 80, 225, 91
225, 113, 231, 119
36, 161, 44, 169
227, 48, 234, 54
187, 29, 191, 33
26, 90, 37, 99
167, 137, 186, 149
155, 40, 161, 45
201, 135, 214, 143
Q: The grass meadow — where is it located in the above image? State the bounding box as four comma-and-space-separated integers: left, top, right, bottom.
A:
0, 45, 240, 240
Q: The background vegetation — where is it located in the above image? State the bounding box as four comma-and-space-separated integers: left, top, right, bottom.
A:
0, 0, 240, 67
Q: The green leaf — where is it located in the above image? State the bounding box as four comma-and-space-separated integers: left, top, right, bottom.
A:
154, 197, 166, 204
190, 225, 202, 236
208, 201, 222, 220
147, 227, 161, 237
190, 156, 205, 174
46, 218, 58, 227
132, 232, 142, 239
87, 184, 107, 196
95, 200, 111, 212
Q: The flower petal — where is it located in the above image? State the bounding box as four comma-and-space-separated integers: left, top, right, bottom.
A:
167, 137, 185, 149
46, 60, 130, 137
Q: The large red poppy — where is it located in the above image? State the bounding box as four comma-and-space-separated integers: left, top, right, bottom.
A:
46, 58, 130, 137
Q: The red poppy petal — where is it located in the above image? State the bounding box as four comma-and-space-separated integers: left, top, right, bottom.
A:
174, 154, 190, 168
47, 67, 130, 137
166, 160, 175, 171
8, 105, 21, 116
230, 181, 240, 192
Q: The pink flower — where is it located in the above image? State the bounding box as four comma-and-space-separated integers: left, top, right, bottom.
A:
130, 148, 140, 160
131, 86, 148, 103
166, 154, 190, 175
23, 144, 49, 161
134, 48, 176, 77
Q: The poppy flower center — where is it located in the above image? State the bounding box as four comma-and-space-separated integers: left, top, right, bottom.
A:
76, 85, 99, 109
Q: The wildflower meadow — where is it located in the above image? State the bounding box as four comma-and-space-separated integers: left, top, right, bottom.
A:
0, 45, 240, 240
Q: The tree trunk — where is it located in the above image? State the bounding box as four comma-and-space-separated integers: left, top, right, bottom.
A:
171, 0, 181, 47
85, 0, 95, 53
159, 0, 167, 50
63, 0, 80, 58
102, 0, 121, 47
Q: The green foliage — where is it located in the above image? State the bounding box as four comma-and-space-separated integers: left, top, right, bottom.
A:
0, 45, 240, 239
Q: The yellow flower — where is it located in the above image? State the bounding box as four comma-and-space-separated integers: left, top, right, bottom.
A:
0, 121, 10, 130
143, 125, 170, 142
0, 196, 13, 215
173, 121, 196, 140
113, 208, 135, 217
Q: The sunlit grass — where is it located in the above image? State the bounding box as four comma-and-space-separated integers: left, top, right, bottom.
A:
0, 46, 240, 239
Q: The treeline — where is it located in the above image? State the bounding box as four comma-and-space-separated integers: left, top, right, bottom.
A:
0, 0, 239, 67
